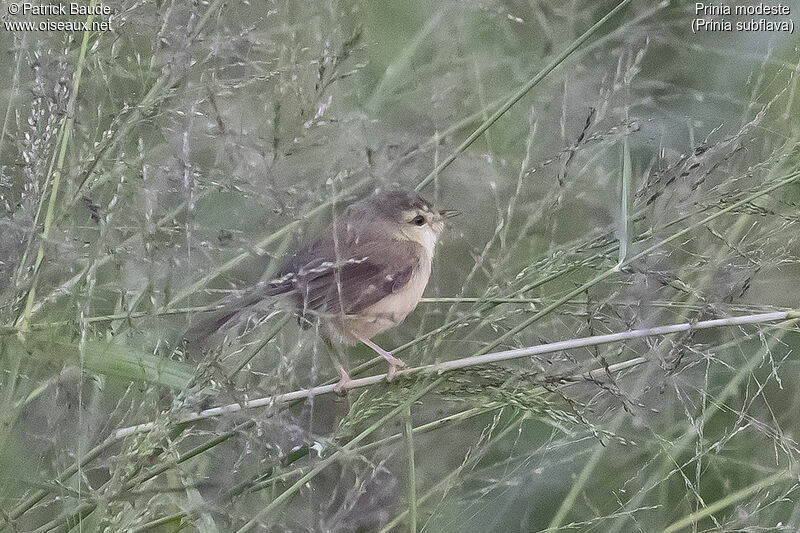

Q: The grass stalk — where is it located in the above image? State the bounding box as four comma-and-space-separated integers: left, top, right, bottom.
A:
67, 0, 227, 203
551, 211, 756, 531
618, 123, 631, 264
605, 318, 800, 533
235, 378, 445, 532
227, 313, 292, 378
129, 512, 189, 532
476, 169, 800, 355
107, 309, 793, 438
662, 469, 794, 533
378, 412, 528, 533
131, 405, 499, 530
15, 0, 98, 330
366, 10, 444, 112
403, 405, 418, 533
239, 405, 495, 498
29, 188, 210, 315
5, 438, 114, 521
415, 0, 634, 191
164, 180, 367, 307
29, 502, 96, 533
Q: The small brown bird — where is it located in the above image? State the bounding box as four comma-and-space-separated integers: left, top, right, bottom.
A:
267, 187, 459, 392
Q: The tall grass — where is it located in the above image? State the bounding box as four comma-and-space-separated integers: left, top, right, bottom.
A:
1, 0, 799, 531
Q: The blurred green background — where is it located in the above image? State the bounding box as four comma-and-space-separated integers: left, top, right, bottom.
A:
1, 0, 800, 530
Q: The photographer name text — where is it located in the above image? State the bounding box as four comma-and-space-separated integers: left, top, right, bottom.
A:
4, 2, 113, 32
10, 2, 111, 16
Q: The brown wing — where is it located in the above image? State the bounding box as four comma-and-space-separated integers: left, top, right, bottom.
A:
271, 239, 422, 318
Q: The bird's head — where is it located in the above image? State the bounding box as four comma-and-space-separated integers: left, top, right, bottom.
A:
346, 188, 459, 253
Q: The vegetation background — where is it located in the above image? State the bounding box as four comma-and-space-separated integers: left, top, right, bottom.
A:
1, 0, 799, 530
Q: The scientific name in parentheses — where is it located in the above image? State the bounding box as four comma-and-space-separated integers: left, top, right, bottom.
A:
19, 3, 112, 16
693, 18, 794, 32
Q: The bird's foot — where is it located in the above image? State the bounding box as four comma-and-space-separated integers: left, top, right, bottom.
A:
333, 365, 353, 397
357, 336, 407, 382
384, 355, 406, 382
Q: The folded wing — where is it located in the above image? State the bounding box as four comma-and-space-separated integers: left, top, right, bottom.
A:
269, 239, 421, 322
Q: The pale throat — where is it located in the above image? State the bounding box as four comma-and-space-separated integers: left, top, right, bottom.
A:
418, 225, 438, 258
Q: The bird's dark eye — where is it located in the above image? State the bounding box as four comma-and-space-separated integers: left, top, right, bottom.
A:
411, 214, 426, 226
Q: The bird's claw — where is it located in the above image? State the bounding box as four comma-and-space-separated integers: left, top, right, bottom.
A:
333, 365, 353, 397
354, 335, 407, 383
385, 356, 406, 382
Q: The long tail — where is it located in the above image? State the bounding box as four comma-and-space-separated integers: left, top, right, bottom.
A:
183, 279, 295, 346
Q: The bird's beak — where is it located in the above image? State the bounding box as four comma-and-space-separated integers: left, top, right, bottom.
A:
438, 209, 461, 219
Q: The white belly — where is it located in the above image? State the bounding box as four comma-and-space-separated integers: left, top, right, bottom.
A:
334, 252, 432, 343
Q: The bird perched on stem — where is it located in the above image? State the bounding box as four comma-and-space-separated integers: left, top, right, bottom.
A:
266, 187, 459, 393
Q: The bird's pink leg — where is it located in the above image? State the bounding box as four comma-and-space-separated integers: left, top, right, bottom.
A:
333, 364, 354, 396
324, 338, 353, 396
357, 336, 406, 381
